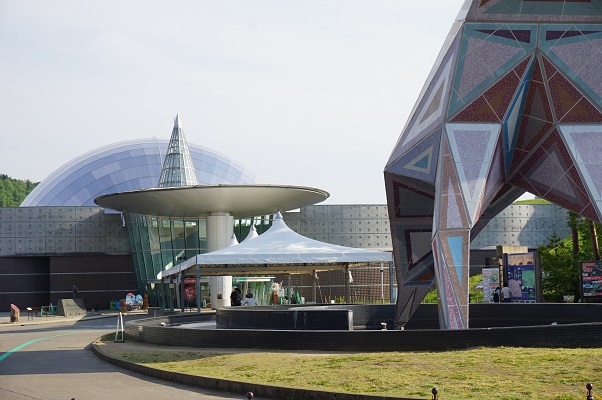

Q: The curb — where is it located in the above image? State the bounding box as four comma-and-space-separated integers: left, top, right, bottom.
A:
0, 311, 145, 328
91, 342, 423, 400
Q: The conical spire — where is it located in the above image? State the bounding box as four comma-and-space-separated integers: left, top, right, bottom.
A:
228, 233, 239, 247
158, 114, 199, 187
242, 225, 259, 242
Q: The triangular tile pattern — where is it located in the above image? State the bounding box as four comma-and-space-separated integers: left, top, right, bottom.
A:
503, 57, 533, 172
407, 230, 434, 272
448, 23, 535, 118
395, 285, 434, 327
388, 32, 462, 163
482, 136, 506, 208
452, 56, 530, 123
543, 56, 602, 123
386, 129, 442, 184
511, 129, 598, 220
432, 231, 469, 329
476, 29, 533, 44
474, 0, 602, 16
391, 220, 437, 326
510, 57, 555, 174
540, 25, 602, 106
446, 123, 501, 225
437, 138, 470, 230
391, 180, 435, 219
559, 125, 602, 221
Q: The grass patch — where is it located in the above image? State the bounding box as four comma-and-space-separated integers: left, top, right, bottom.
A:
108, 344, 599, 399
512, 198, 552, 205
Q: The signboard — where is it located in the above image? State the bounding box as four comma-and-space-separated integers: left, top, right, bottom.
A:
505, 252, 536, 302
482, 267, 500, 303
581, 261, 602, 298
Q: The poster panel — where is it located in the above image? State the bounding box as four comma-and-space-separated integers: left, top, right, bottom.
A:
506, 252, 536, 302
482, 267, 500, 303
581, 261, 602, 298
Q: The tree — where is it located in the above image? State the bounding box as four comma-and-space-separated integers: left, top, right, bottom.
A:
540, 213, 602, 302
0, 174, 38, 207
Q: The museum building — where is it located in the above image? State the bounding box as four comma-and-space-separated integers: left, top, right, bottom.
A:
0, 117, 570, 311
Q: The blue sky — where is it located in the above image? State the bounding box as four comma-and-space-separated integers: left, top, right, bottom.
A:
1, 0, 474, 204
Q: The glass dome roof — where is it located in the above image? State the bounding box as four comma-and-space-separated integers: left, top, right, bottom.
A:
21, 139, 256, 207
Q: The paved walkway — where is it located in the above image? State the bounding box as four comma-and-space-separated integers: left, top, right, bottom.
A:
1, 309, 400, 400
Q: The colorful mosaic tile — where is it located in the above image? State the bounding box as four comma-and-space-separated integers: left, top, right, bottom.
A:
446, 123, 500, 224
387, 29, 462, 164
386, 0, 602, 330
437, 139, 470, 230
385, 129, 442, 184
469, 0, 602, 21
540, 26, 602, 106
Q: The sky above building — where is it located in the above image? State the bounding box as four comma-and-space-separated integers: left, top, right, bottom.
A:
0, 0, 473, 205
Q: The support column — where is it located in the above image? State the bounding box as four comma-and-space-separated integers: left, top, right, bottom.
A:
207, 212, 234, 309
432, 230, 470, 329
196, 264, 201, 313
180, 271, 185, 312
344, 264, 351, 303
312, 270, 317, 303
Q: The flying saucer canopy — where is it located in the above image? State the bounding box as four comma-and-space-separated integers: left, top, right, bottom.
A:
94, 184, 329, 219
157, 212, 392, 278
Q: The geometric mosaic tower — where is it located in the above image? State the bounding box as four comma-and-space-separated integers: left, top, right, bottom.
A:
385, 0, 602, 329
158, 114, 199, 188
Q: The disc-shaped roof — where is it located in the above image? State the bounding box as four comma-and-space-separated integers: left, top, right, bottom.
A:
94, 184, 329, 218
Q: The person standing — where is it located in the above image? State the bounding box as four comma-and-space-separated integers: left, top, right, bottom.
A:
72, 285, 78, 299
230, 287, 242, 306
492, 287, 501, 303
501, 283, 512, 303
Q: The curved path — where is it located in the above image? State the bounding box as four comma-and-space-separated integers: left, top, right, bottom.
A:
0, 315, 244, 400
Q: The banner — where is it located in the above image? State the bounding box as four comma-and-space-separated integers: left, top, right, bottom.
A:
581, 261, 602, 298
482, 267, 500, 303
506, 252, 536, 302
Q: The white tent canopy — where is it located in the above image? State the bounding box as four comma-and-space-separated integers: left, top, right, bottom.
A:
158, 212, 392, 278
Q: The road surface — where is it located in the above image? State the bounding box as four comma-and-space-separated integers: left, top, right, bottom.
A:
0, 315, 246, 400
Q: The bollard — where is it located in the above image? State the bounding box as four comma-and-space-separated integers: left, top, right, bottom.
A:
246, 392, 254, 399
587, 383, 594, 400
432, 387, 438, 400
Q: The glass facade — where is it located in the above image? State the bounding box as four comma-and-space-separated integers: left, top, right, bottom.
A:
126, 213, 273, 307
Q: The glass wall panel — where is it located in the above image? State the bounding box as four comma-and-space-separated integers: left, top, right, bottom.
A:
124, 213, 227, 306
172, 220, 186, 263
198, 219, 208, 252
158, 220, 174, 270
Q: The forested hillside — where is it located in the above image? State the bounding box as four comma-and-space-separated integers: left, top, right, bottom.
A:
0, 174, 38, 207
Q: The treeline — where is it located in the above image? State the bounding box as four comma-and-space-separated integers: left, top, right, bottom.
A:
539, 212, 602, 302
0, 174, 38, 207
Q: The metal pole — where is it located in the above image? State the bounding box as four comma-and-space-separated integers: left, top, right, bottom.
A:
180, 271, 185, 312
196, 263, 201, 313
380, 263, 384, 303
344, 264, 350, 303
312, 270, 317, 303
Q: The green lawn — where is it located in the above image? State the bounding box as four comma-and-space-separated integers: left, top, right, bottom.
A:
108, 342, 600, 399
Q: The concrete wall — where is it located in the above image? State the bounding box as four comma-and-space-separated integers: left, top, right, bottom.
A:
282, 205, 392, 251
0, 206, 129, 256
283, 203, 570, 251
